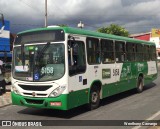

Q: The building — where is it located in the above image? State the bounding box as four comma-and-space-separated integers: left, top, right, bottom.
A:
0, 20, 11, 62
150, 29, 160, 56
129, 32, 151, 41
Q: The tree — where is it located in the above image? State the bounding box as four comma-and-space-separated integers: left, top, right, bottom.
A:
97, 24, 129, 37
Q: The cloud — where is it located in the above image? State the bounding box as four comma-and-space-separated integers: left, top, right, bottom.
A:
0, 0, 160, 34
121, 0, 155, 6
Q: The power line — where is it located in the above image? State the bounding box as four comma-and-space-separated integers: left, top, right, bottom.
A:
11, 24, 42, 27
9, 23, 160, 28
48, 0, 69, 16
19, 0, 44, 15
19, 0, 37, 11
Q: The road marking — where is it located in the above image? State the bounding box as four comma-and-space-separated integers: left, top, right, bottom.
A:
146, 111, 160, 120
132, 110, 160, 129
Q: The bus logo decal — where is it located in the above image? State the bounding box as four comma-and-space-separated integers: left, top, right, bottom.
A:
102, 69, 111, 79
32, 92, 36, 97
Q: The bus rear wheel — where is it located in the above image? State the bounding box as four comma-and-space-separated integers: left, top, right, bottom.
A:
88, 86, 100, 110
137, 76, 144, 93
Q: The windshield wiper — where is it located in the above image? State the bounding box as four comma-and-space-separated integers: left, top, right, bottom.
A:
33, 42, 50, 81
37, 42, 50, 61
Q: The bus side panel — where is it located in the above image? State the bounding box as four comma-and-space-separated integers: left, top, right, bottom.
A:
118, 79, 136, 93
102, 62, 137, 99
102, 83, 118, 98
67, 88, 89, 109
144, 61, 158, 84
118, 62, 136, 92
102, 80, 137, 99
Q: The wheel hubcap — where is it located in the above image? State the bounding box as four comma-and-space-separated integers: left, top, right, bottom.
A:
138, 79, 143, 90
92, 92, 98, 103
139, 82, 142, 90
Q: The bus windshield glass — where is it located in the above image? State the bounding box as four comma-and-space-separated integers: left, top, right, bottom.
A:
13, 43, 65, 82
15, 30, 65, 45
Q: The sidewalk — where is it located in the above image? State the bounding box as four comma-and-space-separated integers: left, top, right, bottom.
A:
0, 85, 12, 108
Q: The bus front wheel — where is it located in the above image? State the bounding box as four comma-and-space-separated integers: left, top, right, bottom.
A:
137, 76, 144, 93
88, 86, 100, 110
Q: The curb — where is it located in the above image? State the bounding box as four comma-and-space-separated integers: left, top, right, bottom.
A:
0, 103, 12, 108
0, 91, 12, 108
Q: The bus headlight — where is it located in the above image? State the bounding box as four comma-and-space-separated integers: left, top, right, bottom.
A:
49, 85, 66, 97
12, 86, 20, 95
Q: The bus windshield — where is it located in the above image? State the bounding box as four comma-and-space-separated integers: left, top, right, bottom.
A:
13, 43, 65, 82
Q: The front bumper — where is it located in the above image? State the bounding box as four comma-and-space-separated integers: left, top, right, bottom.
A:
11, 92, 68, 110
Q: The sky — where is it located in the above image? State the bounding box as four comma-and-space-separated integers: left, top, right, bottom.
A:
0, 0, 160, 34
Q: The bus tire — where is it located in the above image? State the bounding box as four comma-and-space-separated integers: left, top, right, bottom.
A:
88, 86, 100, 110
137, 76, 144, 93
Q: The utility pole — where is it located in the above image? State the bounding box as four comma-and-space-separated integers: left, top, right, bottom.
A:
45, 0, 47, 27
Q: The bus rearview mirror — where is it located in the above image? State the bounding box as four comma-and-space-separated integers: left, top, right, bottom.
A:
70, 47, 74, 66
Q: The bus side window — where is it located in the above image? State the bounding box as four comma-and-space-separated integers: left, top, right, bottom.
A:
135, 44, 143, 61
86, 37, 100, 64
68, 40, 86, 76
115, 41, 125, 62
126, 42, 135, 61
150, 45, 156, 61
143, 45, 150, 61
101, 39, 114, 63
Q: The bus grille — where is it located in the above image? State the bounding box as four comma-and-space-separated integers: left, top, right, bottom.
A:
25, 98, 44, 105
18, 84, 52, 91
23, 93, 47, 96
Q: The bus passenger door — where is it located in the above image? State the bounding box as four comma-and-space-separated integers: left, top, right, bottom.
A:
68, 38, 87, 108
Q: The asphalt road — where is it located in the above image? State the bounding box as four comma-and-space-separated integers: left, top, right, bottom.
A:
0, 67, 160, 129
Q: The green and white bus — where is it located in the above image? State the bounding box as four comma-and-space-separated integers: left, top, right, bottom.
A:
11, 26, 158, 110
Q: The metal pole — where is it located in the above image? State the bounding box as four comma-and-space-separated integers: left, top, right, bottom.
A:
45, 0, 47, 27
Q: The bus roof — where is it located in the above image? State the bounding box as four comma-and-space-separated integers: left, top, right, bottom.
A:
18, 26, 155, 45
